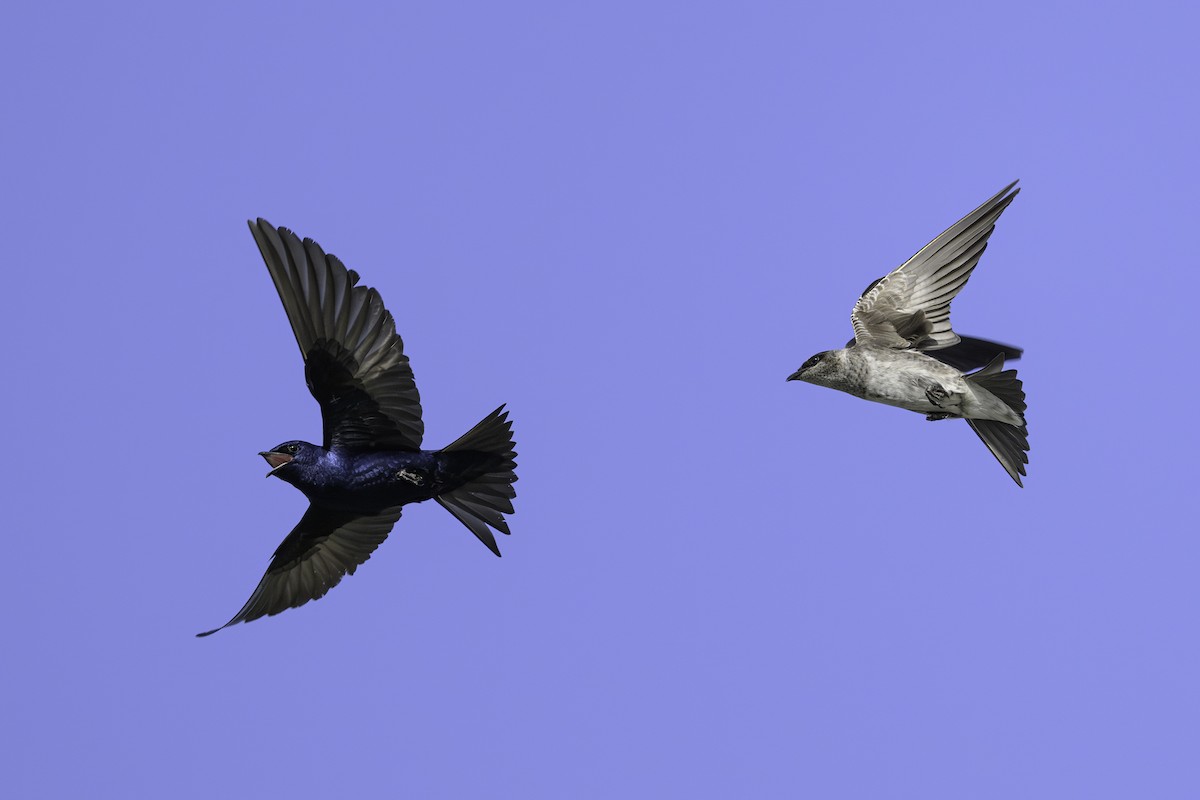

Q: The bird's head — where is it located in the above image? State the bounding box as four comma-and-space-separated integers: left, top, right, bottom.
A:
259, 440, 320, 478
787, 350, 841, 386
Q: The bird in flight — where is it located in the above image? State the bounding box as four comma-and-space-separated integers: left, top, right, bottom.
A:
787, 182, 1029, 486
198, 220, 517, 636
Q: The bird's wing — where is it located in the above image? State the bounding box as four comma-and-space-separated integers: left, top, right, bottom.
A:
249, 219, 424, 451
844, 334, 1022, 372
923, 336, 1022, 371
850, 182, 1019, 350
197, 504, 403, 636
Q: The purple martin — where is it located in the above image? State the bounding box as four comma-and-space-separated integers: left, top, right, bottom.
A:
198, 220, 517, 636
787, 182, 1029, 486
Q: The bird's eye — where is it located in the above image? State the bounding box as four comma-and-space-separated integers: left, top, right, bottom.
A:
286, 444, 299, 454
803, 354, 822, 371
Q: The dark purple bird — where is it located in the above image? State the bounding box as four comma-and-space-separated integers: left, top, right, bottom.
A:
198, 220, 517, 637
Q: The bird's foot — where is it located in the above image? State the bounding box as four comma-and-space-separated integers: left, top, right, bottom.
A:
924, 384, 950, 407
395, 468, 425, 485
925, 412, 955, 421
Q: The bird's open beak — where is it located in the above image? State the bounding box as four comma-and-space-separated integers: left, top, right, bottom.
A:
786, 369, 804, 382
259, 451, 293, 477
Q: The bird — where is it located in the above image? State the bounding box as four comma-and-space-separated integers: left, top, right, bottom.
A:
198, 220, 517, 636
787, 182, 1029, 486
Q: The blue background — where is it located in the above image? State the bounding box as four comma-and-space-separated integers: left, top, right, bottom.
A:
2, 2, 1196, 797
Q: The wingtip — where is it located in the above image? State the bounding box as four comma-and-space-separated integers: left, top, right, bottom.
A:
996, 181, 1020, 205
982, 180, 1020, 209
197, 617, 239, 637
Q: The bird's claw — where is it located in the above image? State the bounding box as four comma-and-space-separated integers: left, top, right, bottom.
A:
924, 384, 950, 407
394, 468, 424, 485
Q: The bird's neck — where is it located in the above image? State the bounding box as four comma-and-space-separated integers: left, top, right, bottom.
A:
821, 348, 867, 395
278, 448, 346, 494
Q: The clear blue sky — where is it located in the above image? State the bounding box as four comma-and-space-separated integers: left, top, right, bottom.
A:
2, 2, 1196, 797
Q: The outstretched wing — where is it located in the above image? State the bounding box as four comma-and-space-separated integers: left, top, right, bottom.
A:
851, 182, 1019, 350
844, 334, 1023, 372
197, 505, 403, 636
249, 219, 424, 451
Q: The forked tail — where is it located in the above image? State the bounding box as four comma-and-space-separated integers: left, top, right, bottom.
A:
965, 355, 1030, 487
436, 405, 518, 555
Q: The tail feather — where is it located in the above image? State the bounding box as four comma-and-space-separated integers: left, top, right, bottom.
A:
966, 355, 1029, 487
968, 354, 1027, 414
966, 419, 1029, 487
436, 405, 517, 556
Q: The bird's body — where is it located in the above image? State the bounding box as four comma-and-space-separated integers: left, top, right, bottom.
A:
788, 181, 1030, 485
199, 220, 518, 636
270, 446, 502, 514
811, 345, 1023, 426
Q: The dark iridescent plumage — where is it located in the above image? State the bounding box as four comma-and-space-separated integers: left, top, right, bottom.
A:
198, 221, 517, 637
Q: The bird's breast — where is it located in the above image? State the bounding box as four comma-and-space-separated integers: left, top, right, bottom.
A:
855, 349, 965, 412
359, 454, 443, 498
299, 451, 443, 511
